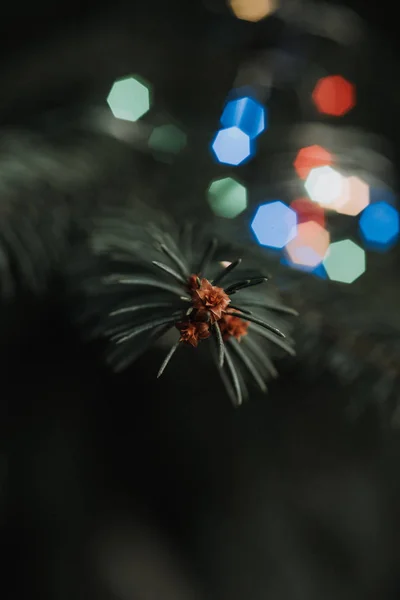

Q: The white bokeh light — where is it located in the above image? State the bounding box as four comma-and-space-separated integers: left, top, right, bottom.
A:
305, 165, 346, 207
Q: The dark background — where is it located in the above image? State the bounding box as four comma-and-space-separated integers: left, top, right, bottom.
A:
1, 1, 400, 599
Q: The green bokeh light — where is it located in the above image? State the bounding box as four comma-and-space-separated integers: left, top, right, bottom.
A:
207, 177, 247, 219
323, 239, 366, 284
148, 124, 187, 154
107, 76, 151, 122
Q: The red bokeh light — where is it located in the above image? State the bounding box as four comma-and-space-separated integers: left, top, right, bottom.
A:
293, 145, 333, 180
312, 75, 355, 117
290, 197, 325, 228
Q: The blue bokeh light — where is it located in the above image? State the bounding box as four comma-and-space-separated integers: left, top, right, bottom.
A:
251, 201, 297, 249
359, 201, 400, 250
280, 257, 327, 278
313, 263, 328, 279
221, 97, 266, 139
211, 126, 253, 166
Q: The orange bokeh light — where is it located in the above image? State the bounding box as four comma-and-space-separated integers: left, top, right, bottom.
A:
229, 0, 278, 22
285, 221, 330, 268
335, 176, 370, 216
312, 75, 355, 117
290, 197, 325, 227
294, 145, 333, 180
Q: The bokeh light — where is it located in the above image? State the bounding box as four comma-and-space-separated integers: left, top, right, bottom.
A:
107, 76, 151, 122
305, 169, 370, 215
290, 197, 325, 227
359, 201, 400, 250
229, 0, 278, 22
251, 201, 297, 249
285, 221, 330, 268
281, 257, 327, 277
305, 165, 345, 207
294, 145, 333, 180
207, 177, 248, 218
221, 96, 267, 139
312, 75, 355, 117
335, 176, 370, 216
323, 239, 366, 284
211, 126, 253, 165
148, 124, 186, 155
313, 264, 328, 279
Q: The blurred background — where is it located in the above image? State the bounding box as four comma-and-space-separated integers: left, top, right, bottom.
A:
1, 1, 400, 599
1, 0, 399, 421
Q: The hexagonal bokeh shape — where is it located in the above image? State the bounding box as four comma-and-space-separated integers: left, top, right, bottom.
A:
335, 176, 370, 216
211, 127, 253, 166
293, 145, 332, 180
107, 76, 151, 122
285, 221, 330, 268
359, 201, 399, 249
148, 124, 187, 154
221, 96, 266, 139
251, 201, 297, 249
305, 165, 345, 207
323, 239, 365, 284
208, 177, 247, 219
312, 75, 355, 117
